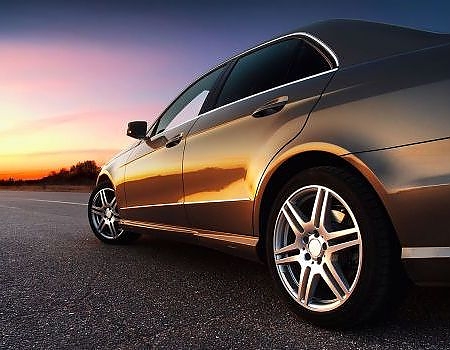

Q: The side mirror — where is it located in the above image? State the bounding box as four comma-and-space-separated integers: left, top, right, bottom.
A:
127, 121, 148, 139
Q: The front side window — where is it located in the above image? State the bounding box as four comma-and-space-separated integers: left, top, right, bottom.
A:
153, 66, 225, 135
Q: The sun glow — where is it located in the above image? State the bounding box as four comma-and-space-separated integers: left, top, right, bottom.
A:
0, 40, 170, 180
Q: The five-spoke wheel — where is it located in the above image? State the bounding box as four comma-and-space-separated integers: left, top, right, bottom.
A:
273, 185, 362, 312
88, 182, 138, 243
266, 166, 397, 327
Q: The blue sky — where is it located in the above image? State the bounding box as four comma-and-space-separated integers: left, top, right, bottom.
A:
0, 0, 448, 179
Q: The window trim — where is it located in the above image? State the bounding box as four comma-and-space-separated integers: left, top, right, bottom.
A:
148, 64, 228, 138
157, 67, 337, 137
204, 67, 337, 118
215, 38, 304, 108
149, 32, 339, 136
231, 32, 339, 70
208, 32, 338, 113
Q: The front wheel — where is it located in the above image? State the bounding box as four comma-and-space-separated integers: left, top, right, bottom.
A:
88, 182, 138, 244
266, 166, 398, 327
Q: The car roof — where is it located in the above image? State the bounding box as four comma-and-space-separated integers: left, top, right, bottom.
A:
289, 19, 450, 67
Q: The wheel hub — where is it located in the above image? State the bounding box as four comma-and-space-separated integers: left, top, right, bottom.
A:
307, 238, 323, 259
105, 208, 113, 219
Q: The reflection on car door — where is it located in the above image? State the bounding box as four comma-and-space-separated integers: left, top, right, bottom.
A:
121, 67, 225, 227
183, 37, 336, 235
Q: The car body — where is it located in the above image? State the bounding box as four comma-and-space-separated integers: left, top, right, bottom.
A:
88, 19, 450, 326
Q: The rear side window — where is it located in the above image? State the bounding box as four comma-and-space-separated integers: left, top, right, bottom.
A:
217, 38, 332, 107
290, 41, 331, 81
217, 39, 299, 107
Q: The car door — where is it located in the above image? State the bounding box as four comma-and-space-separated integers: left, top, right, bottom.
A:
183, 35, 337, 235
121, 66, 225, 227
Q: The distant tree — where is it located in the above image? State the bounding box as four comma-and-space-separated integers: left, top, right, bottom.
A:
41, 160, 101, 185
1, 160, 101, 186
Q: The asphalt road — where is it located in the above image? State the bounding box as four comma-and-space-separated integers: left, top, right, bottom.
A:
0, 190, 449, 349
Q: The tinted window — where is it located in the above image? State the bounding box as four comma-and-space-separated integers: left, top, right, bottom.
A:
217, 38, 332, 107
289, 41, 331, 81
217, 39, 299, 107
154, 66, 224, 135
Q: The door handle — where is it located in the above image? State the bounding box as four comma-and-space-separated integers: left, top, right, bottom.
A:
252, 96, 289, 118
165, 133, 183, 148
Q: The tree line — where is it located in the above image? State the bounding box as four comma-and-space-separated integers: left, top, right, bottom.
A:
0, 160, 100, 186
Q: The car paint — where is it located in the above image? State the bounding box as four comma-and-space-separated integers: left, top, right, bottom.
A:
97, 20, 450, 284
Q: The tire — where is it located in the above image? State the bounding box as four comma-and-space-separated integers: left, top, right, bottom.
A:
265, 166, 399, 328
88, 182, 139, 244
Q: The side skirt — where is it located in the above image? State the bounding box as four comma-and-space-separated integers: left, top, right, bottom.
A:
120, 219, 260, 262
402, 247, 450, 286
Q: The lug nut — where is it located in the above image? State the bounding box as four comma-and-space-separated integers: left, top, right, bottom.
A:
317, 257, 322, 264
305, 253, 311, 260
314, 230, 320, 238
303, 236, 309, 244
322, 243, 327, 250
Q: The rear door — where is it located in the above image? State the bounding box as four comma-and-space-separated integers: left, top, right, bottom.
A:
183, 35, 337, 235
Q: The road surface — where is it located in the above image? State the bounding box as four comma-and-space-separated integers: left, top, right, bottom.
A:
0, 190, 449, 349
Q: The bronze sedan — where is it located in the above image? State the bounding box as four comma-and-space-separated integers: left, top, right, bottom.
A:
88, 19, 450, 327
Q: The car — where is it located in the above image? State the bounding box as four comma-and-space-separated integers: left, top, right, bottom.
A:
88, 19, 450, 327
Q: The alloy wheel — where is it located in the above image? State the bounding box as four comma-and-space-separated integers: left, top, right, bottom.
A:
89, 187, 124, 239
273, 185, 362, 312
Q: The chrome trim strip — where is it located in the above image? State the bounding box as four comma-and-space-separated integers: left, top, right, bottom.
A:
226, 32, 339, 70
401, 247, 450, 259
120, 219, 258, 247
122, 202, 182, 210
160, 68, 337, 136
184, 198, 251, 205
120, 219, 198, 234
121, 198, 251, 210
197, 68, 337, 120
298, 32, 339, 67
196, 233, 258, 247
151, 32, 338, 136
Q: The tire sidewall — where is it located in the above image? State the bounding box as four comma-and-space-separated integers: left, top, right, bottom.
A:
265, 167, 389, 327
88, 182, 132, 244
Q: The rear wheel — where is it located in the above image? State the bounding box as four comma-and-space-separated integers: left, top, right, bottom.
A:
266, 166, 398, 327
88, 182, 138, 244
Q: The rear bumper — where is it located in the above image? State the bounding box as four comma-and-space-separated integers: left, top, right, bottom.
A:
402, 247, 450, 286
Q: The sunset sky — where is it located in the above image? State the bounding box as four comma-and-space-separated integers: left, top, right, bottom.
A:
1, 0, 449, 180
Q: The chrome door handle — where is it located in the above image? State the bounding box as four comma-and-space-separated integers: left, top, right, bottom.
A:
165, 133, 183, 148
252, 95, 289, 118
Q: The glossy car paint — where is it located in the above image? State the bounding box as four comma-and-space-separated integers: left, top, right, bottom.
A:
97, 20, 450, 284
183, 69, 335, 235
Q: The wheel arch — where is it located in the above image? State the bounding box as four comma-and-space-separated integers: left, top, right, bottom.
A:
97, 171, 114, 188
254, 147, 398, 262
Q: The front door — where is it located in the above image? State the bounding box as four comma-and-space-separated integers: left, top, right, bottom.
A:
122, 66, 225, 227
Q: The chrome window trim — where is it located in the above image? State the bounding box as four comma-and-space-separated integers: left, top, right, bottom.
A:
218, 32, 339, 74
160, 67, 337, 135
121, 197, 251, 210
151, 32, 339, 136
402, 247, 450, 259
200, 68, 337, 118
